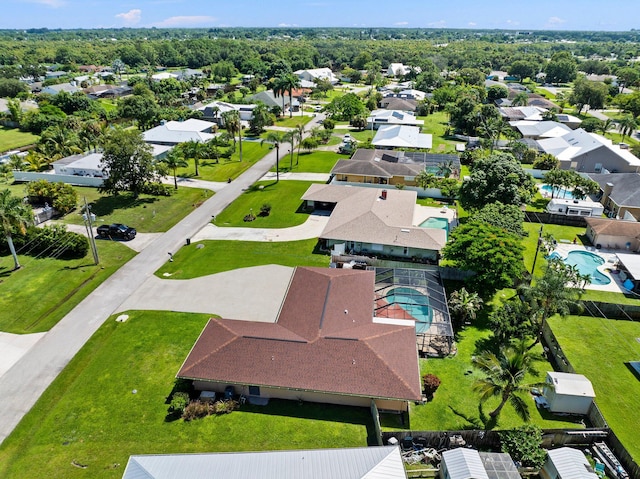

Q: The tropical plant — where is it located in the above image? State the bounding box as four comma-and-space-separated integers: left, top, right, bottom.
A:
179, 140, 206, 176
294, 123, 305, 165
499, 425, 547, 469
472, 339, 546, 421
618, 114, 637, 142
512, 92, 529, 107
415, 170, 437, 190
222, 110, 242, 161
0, 189, 33, 270
161, 150, 188, 189
23, 151, 48, 172
278, 72, 301, 118
448, 288, 483, 328
261, 132, 286, 182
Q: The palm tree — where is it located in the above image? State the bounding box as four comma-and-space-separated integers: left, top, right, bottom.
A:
618, 114, 637, 142
261, 131, 285, 182
180, 140, 204, 176
79, 120, 103, 152
472, 340, 546, 421
280, 73, 302, 118
294, 123, 305, 165
283, 130, 297, 170
512, 92, 529, 107
448, 288, 483, 328
222, 110, 242, 161
24, 151, 48, 172
8, 154, 24, 171
0, 189, 33, 270
415, 169, 436, 190
598, 118, 614, 137
161, 150, 188, 189
273, 76, 287, 117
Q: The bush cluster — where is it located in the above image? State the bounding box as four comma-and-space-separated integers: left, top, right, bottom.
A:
422, 373, 441, 398
26, 180, 78, 214
168, 392, 190, 415
182, 399, 239, 421
141, 182, 173, 196
1, 224, 88, 259
259, 203, 271, 216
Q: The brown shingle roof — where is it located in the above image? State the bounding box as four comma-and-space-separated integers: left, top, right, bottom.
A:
586, 217, 640, 237
178, 267, 421, 401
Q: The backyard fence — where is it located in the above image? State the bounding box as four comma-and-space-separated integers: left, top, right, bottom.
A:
438, 267, 475, 281
524, 211, 587, 227
576, 300, 640, 321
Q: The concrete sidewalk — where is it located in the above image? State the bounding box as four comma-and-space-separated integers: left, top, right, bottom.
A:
191, 213, 329, 242
259, 172, 331, 182
160, 176, 228, 192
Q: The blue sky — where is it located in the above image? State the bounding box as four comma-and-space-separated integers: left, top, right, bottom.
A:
2, 0, 637, 31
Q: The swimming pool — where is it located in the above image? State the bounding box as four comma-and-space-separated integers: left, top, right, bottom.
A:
419, 217, 449, 239
386, 286, 432, 333
563, 250, 611, 285
540, 184, 574, 199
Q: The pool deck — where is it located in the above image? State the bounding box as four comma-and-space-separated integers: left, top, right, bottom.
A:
412, 205, 457, 228
552, 244, 626, 293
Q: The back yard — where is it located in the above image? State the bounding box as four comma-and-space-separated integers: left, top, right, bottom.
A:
0, 126, 38, 152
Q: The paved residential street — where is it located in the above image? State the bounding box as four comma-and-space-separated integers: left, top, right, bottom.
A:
0, 114, 325, 445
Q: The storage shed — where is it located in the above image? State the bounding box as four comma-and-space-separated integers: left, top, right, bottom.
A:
440, 449, 489, 479
541, 447, 598, 479
544, 372, 595, 415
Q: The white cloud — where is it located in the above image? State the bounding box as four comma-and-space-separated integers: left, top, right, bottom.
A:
153, 15, 216, 27
468, 22, 477, 27
428, 20, 446, 28
505, 19, 520, 26
23, 0, 66, 7
547, 16, 566, 26
394, 21, 409, 26
277, 22, 298, 27
116, 9, 142, 26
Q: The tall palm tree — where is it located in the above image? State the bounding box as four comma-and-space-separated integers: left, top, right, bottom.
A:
222, 110, 242, 161
415, 169, 436, 190
448, 288, 483, 328
261, 132, 285, 182
598, 118, 614, 138
618, 114, 637, 142
180, 140, 204, 176
0, 189, 33, 270
161, 150, 188, 189
512, 92, 529, 107
280, 73, 302, 118
273, 76, 287, 117
283, 130, 297, 170
294, 123, 305, 165
472, 340, 546, 421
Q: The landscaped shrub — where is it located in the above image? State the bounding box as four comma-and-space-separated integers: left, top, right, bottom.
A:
322, 118, 335, 130
213, 399, 238, 415
181, 399, 239, 421
1, 224, 88, 259
26, 180, 78, 214
499, 425, 547, 469
259, 203, 271, 216
243, 212, 256, 222
169, 392, 190, 415
141, 182, 173, 196
422, 374, 441, 399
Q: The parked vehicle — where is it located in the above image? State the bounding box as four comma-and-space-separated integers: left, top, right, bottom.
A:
96, 223, 137, 240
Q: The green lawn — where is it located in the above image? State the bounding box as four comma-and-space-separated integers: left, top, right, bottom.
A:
0, 311, 371, 479
0, 241, 136, 333
155, 238, 328, 279
98, 99, 118, 113
278, 150, 343, 173
215, 180, 316, 228
176, 141, 267, 182
522, 223, 587, 277
548, 315, 640, 461
61, 187, 211, 233
405, 324, 583, 431
0, 126, 39, 153
418, 111, 465, 153
274, 116, 312, 128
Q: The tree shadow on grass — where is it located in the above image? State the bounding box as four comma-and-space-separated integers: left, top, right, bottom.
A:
90, 195, 158, 217
478, 403, 499, 430
448, 406, 484, 430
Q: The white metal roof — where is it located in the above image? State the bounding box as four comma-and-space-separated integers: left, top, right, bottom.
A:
372, 125, 432, 149
442, 448, 490, 479
546, 372, 596, 398
546, 448, 598, 479
122, 446, 406, 479
615, 253, 640, 280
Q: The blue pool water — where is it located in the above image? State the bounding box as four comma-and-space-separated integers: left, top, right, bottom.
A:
541, 184, 575, 199
419, 217, 449, 239
386, 286, 432, 333
563, 250, 611, 285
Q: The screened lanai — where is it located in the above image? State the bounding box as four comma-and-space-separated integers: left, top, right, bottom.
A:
374, 268, 454, 357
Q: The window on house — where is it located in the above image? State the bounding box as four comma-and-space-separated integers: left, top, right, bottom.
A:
248, 385, 260, 396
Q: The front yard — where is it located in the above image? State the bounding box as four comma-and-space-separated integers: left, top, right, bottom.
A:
278, 150, 343, 173
0, 311, 372, 479
0, 126, 38, 152
175, 141, 267, 182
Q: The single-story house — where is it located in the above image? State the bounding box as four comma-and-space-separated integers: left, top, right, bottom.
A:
294, 67, 339, 84
247, 90, 299, 112
387, 63, 412, 77
302, 184, 447, 262
331, 149, 460, 187
41, 83, 82, 96
441, 449, 521, 479
543, 372, 595, 415
122, 446, 407, 479
96, 85, 133, 99
143, 119, 216, 146
499, 106, 546, 122
556, 113, 582, 129
177, 267, 422, 412
511, 120, 572, 140
538, 129, 640, 174
367, 110, 424, 129
382, 89, 427, 101
372, 125, 432, 150
588, 173, 640, 220
0, 98, 38, 115
546, 198, 604, 217
198, 100, 256, 124
585, 217, 640, 251
541, 448, 598, 479
380, 97, 418, 112
151, 69, 203, 82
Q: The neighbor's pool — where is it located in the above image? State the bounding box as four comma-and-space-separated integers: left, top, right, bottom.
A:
419, 217, 449, 240
540, 184, 575, 199
563, 250, 611, 285
386, 286, 432, 334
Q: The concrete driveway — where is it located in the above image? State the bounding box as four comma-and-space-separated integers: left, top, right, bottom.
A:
116, 265, 294, 323
191, 213, 329, 242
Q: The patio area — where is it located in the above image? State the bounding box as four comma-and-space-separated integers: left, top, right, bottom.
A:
551, 244, 628, 293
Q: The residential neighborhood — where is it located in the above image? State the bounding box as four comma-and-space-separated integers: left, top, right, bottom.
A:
1, 13, 640, 479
